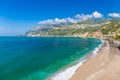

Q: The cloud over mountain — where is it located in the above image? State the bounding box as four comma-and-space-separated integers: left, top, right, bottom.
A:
108, 13, 120, 18
38, 17, 77, 25
38, 19, 55, 25
92, 11, 103, 18
38, 11, 104, 25
75, 11, 103, 20
75, 14, 92, 21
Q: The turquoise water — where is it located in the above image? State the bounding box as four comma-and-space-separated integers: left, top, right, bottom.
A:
0, 37, 101, 80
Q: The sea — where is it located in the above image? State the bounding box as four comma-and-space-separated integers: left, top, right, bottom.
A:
0, 37, 103, 80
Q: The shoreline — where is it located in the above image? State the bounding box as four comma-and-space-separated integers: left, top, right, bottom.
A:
48, 39, 104, 80
70, 40, 120, 80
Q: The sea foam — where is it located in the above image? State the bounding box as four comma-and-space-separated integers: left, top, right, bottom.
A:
49, 39, 104, 80
92, 39, 104, 57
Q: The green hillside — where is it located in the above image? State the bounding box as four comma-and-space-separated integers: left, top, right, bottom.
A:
25, 19, 120, 41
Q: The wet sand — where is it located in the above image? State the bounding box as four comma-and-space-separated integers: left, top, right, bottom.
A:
70, 40, 120, 80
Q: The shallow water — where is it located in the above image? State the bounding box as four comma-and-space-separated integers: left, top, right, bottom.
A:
0, 37, 101, 80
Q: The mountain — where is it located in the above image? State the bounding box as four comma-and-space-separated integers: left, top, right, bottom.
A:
24, 18, 120, 40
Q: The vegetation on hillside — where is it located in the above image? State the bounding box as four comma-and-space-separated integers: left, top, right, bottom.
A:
25, 18, 120, 41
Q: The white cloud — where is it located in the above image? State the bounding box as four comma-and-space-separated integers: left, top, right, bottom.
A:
55, 18, 67, 24
75, 11, 103, 21
92, 11, 103, 18
38, 11, 104, 25
38, 18, 67, 25
38, 19, 55, 25
108, 13, 120, 18
38, 17, 78, 25
66, 17, 77, 23
75, 14, 93, 21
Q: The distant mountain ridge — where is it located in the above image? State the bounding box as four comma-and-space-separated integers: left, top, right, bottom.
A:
24, 18, 120, 41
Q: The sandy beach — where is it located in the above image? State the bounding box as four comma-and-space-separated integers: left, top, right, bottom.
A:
70, 40, 120, 80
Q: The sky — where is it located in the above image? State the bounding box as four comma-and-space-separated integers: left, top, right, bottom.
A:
0, 0, 120, 36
